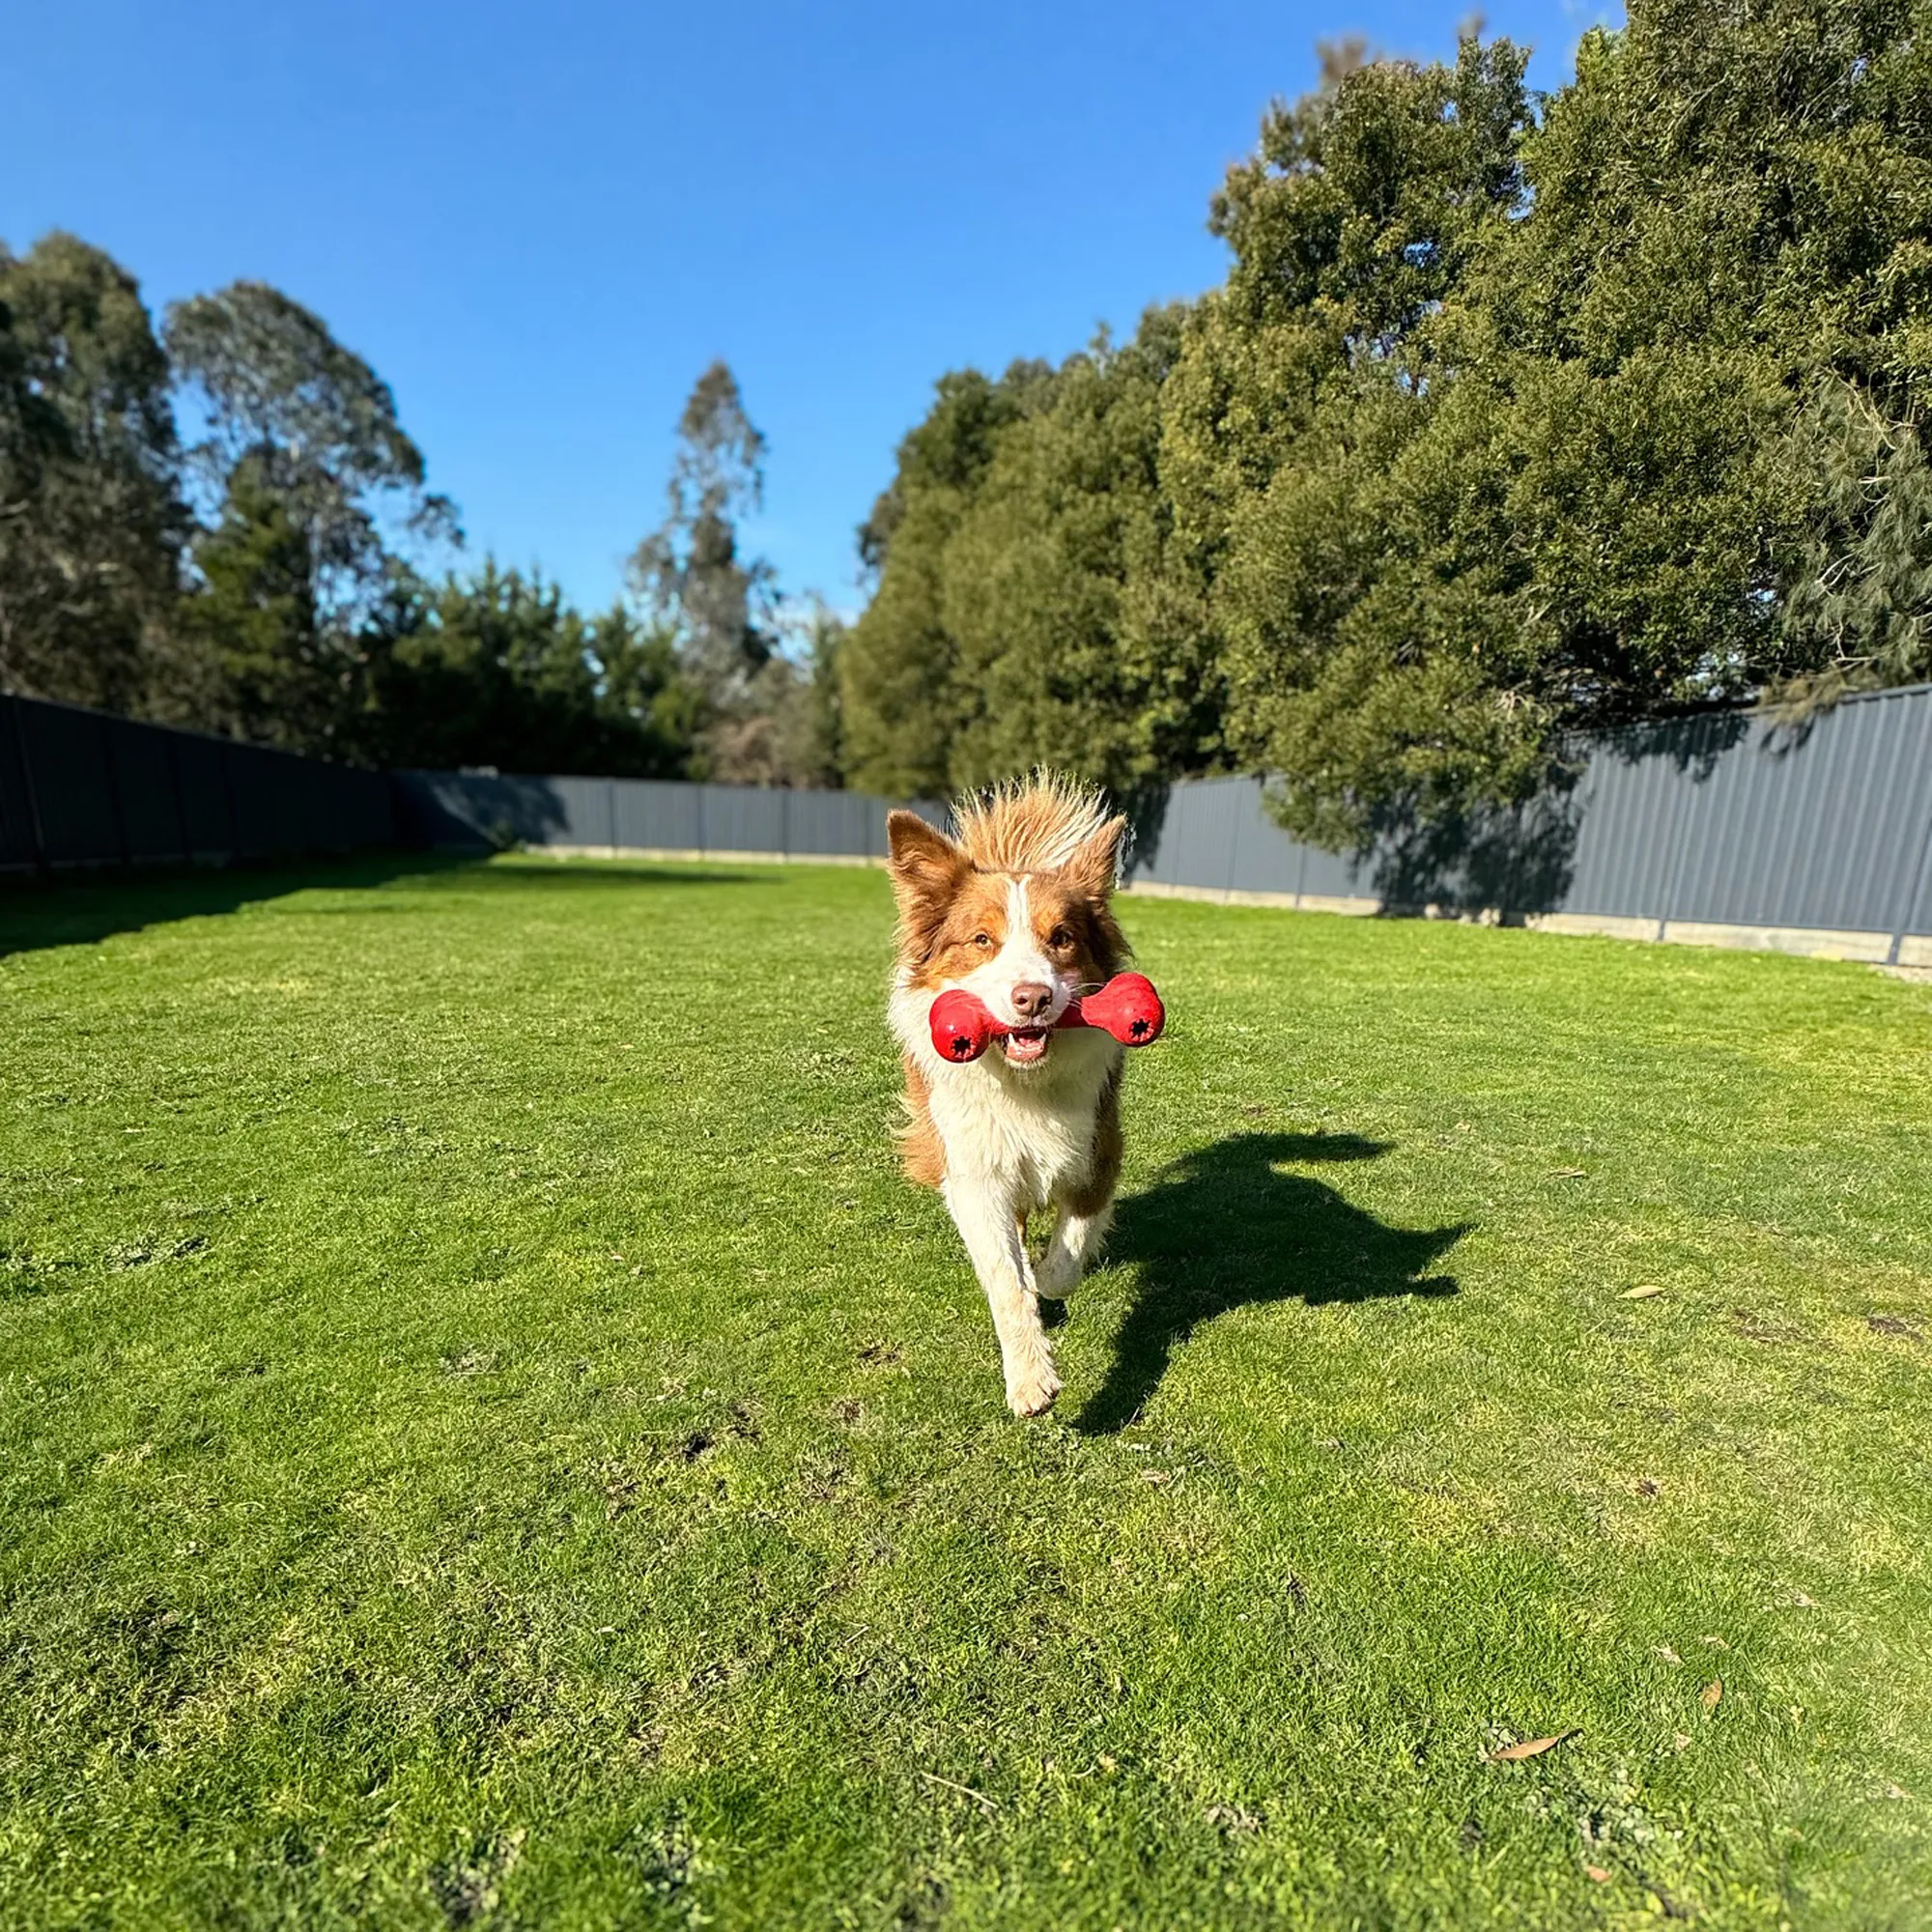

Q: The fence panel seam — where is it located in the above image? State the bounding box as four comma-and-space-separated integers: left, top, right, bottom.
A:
163, 729, 191, 863
1653, 721, 1703, 942
99, 714, 131, 867
219, 742, 241, 860
1887, 705, 1932, 965
10, 696, 51, 879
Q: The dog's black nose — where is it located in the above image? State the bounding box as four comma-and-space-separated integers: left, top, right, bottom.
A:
1010, 981, 1053, 1022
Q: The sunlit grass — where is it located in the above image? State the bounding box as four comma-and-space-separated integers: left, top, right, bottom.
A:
2, 853, 1928, 1928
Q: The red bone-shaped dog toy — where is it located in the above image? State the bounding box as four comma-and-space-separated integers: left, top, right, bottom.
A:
928, 972, 1165, 1065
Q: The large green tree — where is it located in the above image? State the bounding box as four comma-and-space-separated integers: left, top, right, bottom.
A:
1157, 33, 1542, 845
0, 234, 188, 713
164, 280, 456, 752
935, 310, 1212, 796
1179, 0, 1932, 841
1779, 378, 1932, 705
174, 451, 324, 744
1418, 0, 1932, 735
838, 357, 1073, 796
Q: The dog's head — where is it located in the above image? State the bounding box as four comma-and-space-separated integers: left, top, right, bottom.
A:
887, 802, 1127, 1070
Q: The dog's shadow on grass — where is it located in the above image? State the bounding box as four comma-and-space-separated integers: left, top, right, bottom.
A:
1068, 1131, 1471, 1434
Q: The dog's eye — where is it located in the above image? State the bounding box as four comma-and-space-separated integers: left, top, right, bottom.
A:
973, 931, 994, 951
1048, 926, 1073, 950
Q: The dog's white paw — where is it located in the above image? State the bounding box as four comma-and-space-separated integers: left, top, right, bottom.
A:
1035, 1248, 1081, 1299
1006, 1360, 1062, 1418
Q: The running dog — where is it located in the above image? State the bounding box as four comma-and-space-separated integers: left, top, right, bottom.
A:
885, 776, 1132, 1417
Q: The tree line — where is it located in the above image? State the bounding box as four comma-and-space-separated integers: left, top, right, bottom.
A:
840, 0, 1932, 845
10, 0, 1929, 837
0, 242, 837, 782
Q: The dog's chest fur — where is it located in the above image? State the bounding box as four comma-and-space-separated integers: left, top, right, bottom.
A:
890, 977, 1120, 1209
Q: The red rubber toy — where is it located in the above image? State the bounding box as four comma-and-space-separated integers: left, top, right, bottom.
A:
927, 972, 1165, 1065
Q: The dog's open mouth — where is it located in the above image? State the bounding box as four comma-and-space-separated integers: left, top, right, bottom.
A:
1000, 1027, 1051, 1065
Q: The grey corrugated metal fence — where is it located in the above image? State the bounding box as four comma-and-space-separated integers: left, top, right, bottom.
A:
0, 694, 945, 880
1124, 683, 1932, 966
9, 683, 1932, 965
1, 694, 394, 878
389, 769, 948, 860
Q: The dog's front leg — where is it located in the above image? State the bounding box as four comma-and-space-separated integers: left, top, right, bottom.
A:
942, 1177, 1061, 1417
1036, 1199, 1115, 1299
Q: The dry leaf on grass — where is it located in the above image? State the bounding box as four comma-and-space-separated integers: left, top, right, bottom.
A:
1489, 1730, 1580, 1762
1551, 1167, 1589, 1179
916, 1777, 997, 1808
1204, 1803, 1264, 1836
1584, 1865, 1612, 1884
1674, 1731, 1692, 1751
1700, 1679, 1723, 1710
1621, 1285, 1666, 1299
1656, 1644, 1682, 1662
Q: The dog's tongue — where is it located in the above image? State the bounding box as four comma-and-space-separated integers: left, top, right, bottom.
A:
1004, 1028, 1049, 1065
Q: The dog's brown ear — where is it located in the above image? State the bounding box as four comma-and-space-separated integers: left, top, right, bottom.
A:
886, 810, 969, 939
1062, 812, 1128, 904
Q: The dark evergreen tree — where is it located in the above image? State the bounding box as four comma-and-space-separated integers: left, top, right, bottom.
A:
838, 362, 1052, 795
361, 561, 695, 777
177, 453, 326, 746
165, 279, 457, 753
0, 235, 188, 713
627, 362, 786, 780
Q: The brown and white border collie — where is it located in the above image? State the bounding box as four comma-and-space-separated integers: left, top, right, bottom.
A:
885, 775, 1131, 1417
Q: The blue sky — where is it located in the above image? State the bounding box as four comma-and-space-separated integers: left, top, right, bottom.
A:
9, 0, 1614, 622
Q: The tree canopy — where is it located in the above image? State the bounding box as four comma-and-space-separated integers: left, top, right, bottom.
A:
0, 256, 821, 781
166, 280, 458, 621
0, 234, 187, 715
847, 0, 1932, 843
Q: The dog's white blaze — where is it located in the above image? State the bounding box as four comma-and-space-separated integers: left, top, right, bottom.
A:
950, 876, 1066, 1030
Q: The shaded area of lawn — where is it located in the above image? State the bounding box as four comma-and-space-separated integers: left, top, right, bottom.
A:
0, 850, 768, 956
2, 856, 1929, 1931
0, 850, 463, 956
1076, 1131, 1469, 1433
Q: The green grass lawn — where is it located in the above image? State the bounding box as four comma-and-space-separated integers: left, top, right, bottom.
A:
3, 854, 1930, 1930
